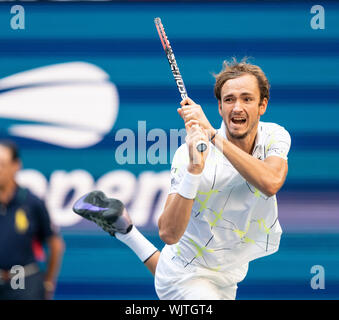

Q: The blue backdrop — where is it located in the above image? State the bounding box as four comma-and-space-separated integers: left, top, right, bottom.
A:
0, 1, 338, 299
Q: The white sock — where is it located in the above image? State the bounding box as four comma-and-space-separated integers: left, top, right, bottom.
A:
115, 226, 158, 263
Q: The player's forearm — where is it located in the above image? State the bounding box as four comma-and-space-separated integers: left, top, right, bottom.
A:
158, 193, 194, 245
159, 123, 208, 244
213, 136, 285, 197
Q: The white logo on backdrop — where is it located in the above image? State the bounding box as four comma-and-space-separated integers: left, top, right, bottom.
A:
0, 62, 119, 148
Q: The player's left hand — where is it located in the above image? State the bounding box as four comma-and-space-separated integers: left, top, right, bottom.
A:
178, 97, 215, 139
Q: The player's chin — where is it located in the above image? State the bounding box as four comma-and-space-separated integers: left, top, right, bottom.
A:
229, 130, 249, 140
228, 125, 249, 139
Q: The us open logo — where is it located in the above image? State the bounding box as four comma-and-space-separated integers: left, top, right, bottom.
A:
0, 62, 119, 148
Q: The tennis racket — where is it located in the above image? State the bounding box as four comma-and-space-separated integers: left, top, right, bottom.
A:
154, 17, 207, 153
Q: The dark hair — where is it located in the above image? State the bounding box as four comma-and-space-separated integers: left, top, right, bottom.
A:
213, 57, 270, 104
0, 139, 20, 162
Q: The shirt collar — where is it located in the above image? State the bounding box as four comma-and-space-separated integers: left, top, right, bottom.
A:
254, 122, 264, 146
218, 120, 228, 139
217, 121, 264, 157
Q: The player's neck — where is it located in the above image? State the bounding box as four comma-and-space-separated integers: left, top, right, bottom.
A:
0, 179, 17, 204
227, 128, 257, 155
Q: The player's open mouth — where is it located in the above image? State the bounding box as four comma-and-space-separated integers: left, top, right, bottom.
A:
230, 117, 247, 125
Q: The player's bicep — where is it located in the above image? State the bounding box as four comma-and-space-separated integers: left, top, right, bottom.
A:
264, 155, 288, 187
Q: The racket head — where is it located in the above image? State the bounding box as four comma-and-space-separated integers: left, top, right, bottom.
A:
154, 17, 171, 52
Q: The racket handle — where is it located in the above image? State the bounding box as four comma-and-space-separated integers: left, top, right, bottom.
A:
184, 104, 207, 153
196, 140, 208, 153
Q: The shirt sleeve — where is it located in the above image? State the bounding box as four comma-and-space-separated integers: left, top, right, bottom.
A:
265, 126, 291, 160
169, 145, 189, 194
34, 198, 56, 242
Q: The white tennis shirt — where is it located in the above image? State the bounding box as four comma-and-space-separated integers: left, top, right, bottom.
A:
162, 120, 291, 272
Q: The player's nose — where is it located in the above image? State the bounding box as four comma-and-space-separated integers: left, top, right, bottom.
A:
233, 100, 243, 112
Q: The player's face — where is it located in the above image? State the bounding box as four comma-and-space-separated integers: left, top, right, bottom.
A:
0, 145, 20, 188
218, 74, 267, 140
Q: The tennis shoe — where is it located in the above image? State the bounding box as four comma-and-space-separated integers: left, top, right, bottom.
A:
72, 190, 133, 236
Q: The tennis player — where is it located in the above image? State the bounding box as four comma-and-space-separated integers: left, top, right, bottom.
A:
73, 59, 291, 300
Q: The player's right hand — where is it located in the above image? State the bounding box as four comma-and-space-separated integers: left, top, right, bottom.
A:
178, 97, 215, 139
185, 120, 209, 175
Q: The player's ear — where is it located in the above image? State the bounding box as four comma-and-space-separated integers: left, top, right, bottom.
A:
259, 97, 268, 116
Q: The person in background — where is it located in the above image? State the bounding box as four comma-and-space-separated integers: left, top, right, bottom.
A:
0, 139, 65, 300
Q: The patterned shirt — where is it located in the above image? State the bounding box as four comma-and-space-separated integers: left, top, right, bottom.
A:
163, 121, 291, 272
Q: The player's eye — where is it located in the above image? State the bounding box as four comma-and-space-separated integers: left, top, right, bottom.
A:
224, 97, 234, 103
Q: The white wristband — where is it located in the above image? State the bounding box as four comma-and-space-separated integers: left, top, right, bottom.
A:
178, 170, 202, 199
